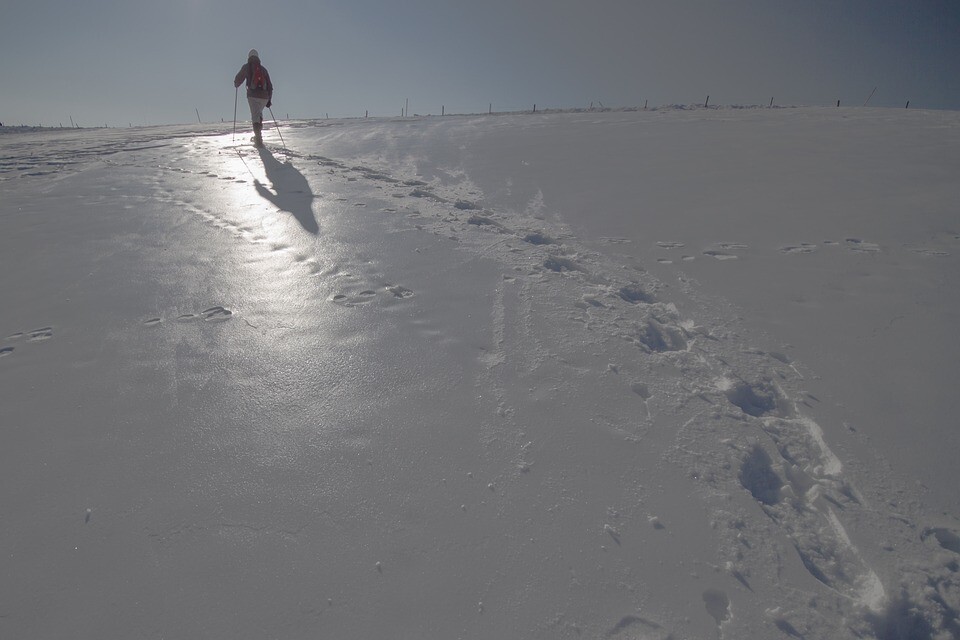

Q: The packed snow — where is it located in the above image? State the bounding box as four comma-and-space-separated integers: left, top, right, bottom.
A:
1, 107, 959, 639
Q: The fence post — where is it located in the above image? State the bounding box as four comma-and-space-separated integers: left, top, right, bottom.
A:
705, 95, 710, 108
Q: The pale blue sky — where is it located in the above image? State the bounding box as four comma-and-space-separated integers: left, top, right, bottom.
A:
2, 0, 958, 126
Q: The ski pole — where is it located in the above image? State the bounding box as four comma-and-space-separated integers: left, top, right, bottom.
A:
268, 107, 286, 152
233, 87, 238, 142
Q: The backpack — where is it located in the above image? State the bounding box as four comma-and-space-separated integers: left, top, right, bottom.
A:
249, 63, 266, 90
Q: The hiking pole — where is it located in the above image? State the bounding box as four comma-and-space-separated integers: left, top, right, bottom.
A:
268, 107, 286, 153
232, 87, 238, 142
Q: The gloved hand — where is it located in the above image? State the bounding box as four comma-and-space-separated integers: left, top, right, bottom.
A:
266, 101, 272, 108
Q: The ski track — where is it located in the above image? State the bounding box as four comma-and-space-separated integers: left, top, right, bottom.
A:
4, 122, 958, 639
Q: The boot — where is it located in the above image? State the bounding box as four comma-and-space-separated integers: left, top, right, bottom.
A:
253, 121, 264, 147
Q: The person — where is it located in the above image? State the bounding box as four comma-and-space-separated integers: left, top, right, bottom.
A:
234, 49, 273, 147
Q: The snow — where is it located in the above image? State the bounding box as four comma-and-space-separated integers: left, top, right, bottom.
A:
2, 107, 959, 639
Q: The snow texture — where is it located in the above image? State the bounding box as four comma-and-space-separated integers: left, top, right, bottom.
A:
2, 107, 959, 639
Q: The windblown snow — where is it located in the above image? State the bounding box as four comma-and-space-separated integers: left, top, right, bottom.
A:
1, 107, 959, 639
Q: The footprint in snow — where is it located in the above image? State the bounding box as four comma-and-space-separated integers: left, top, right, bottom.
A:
202, 306, 233, 322
454, 199, 481, 211
618, 283, 655, 304
606, 615, 672, 639
331, 290, 378, 307
780, 243, 818, 254
846, 238, 881, 253
467, 215, 501, 228
1, 326, 55, 359
730, 383, 885, 610
704, 250, 738, 261
173, 306, 234, 323
332, 284, 414, 306
543, 256, 581, 272
386, 284, 414, 299
921, 527, 960, 554
702, 589, 731, 627
522, 232, 556, 246
27, 327, 54, 342
908, 247, 950, 257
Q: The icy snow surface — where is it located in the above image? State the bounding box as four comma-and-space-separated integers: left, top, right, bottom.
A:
2, 108, 959, 639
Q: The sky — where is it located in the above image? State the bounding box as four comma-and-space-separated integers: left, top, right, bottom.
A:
1, 0, 958, 127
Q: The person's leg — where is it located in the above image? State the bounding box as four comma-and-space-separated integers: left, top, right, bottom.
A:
247, 98, 268, 145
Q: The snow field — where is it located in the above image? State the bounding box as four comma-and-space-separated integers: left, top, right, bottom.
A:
2, 108, 959, 639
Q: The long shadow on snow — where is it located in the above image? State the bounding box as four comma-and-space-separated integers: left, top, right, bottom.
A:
254, 146, 319, 234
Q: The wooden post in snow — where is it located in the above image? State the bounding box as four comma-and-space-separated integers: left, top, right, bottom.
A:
705, 95, 710, 108
196, 108, 201, 123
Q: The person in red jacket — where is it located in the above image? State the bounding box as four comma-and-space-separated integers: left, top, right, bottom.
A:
234, 49, 273, 147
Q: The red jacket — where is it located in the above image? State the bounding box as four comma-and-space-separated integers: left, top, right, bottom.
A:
234, 60, 273, 101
